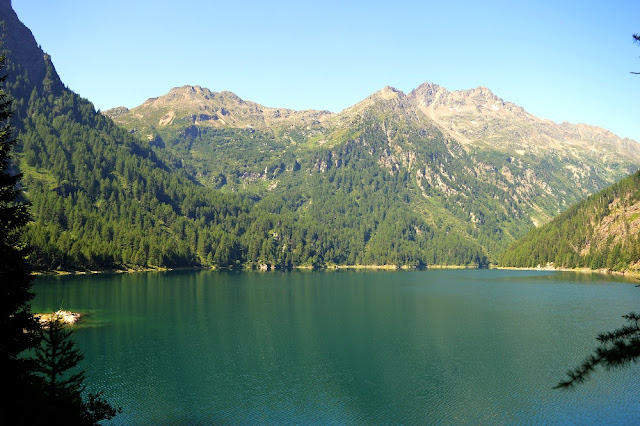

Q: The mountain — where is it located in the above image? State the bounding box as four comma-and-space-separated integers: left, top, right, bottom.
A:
0, 0, 63, 99
0, 1, 485, 270
107, 85, 332, 131
499, 170, 640, 272
0, 2, 250, 271
107, 83, 640, 218
3, 0, 639, 271
410, 83, 638, 161
105, 82, 640, 259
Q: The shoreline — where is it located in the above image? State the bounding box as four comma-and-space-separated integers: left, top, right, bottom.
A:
492, 265, 640, 279
31, 266, 206, 277
35, 310, 82, 326
31, 264, 480, 276
30, 264, 640, 278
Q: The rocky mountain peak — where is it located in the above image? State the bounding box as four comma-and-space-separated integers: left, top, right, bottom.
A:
411, 82, 443, 96
342, 86, 407, 116
410, 83, 447, 106
102, 106, 129, 119
465, 86, 503, 106
165, 85, 211, 100
378, 86, 405, 99
410, 83, 503, 109
108, 83, 334, 133
142, 86, 246, 108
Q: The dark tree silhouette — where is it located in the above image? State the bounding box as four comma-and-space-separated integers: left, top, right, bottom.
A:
35, 314, 89, 418
557, 36, 640, 387
0, 54, 41, 419
35, 313, 120, 424
0, 54, 118, 423
555, 313, 640, 388
633, 34, 640, 74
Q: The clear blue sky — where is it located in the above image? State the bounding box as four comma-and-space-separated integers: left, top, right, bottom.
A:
13, 0, 640, 141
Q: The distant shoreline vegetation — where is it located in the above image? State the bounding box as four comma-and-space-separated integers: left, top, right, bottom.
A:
32, 263, 640, 278
498, 170, 640, 275
31, 263, 488, 276
4, 6, 639, 278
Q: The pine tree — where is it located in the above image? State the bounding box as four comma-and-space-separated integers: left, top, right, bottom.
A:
35, 314, 87, 417
0, 54, 118, 423
34, 313, 120, 424
0, 55, 41, 419
556, 34, 640, 388
555, 313, 640, 388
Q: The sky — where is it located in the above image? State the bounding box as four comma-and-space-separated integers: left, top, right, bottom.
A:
12, 0, 640, 141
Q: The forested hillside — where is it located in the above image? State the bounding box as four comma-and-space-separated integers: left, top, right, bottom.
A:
16, 87, 488, 270
107, 84, 640, 263
1, 1, 488, 270
3, 1, 640, 272
499, 170, 640, 272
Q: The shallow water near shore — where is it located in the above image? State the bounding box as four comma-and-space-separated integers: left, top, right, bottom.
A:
33, 269, 640, 424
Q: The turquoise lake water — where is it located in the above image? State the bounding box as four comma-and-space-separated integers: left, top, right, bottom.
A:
32, 269, 640, 424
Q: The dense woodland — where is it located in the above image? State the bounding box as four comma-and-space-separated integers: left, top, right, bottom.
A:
4, 63, 488, 271
499, 170, 640, 271
0, 51, 118, 422
0, 5, 502, 272
4, 6, 640, 273
9, 55, 639, 272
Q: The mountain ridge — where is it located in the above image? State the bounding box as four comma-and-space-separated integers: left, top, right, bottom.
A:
0, 0, 64, 99
105, 82, 638, 154
105, 85, 333, 133
4, 0, 640, 271
104, 79, 640, 260
105, 82, 640, 203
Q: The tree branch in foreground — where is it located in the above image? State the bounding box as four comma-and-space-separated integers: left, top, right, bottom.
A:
555, 313, 640, 388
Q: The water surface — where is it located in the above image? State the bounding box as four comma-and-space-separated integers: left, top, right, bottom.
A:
33, 269, 640, 424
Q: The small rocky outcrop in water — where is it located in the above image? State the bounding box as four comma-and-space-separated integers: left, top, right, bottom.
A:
36, 310, 82, 327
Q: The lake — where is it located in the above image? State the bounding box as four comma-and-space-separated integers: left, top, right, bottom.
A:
32, 269, 640, 424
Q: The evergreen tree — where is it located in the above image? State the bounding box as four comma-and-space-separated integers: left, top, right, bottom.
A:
556, 34, 640, 388
34, 314, 120, 424
555, 313, 640, 388
0, 55, 118, 423
633, 33, 640, 74
0, 55, 40, 419
35, 313, 87, 418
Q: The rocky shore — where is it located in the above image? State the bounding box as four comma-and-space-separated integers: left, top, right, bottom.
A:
36, 310, 82, 326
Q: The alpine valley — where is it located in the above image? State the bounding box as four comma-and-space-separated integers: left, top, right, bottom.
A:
2, 0, 640, 271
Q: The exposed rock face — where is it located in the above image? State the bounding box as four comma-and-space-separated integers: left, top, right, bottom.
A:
107, 81, 640, 238
408, 83, 640, 162
103, 106, 129, 118
113, 81, 640, 168
0, 0, 63, 96
104, 85, 333, 133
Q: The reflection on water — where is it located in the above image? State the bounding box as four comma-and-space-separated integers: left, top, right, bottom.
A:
33, 269, 640, 424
